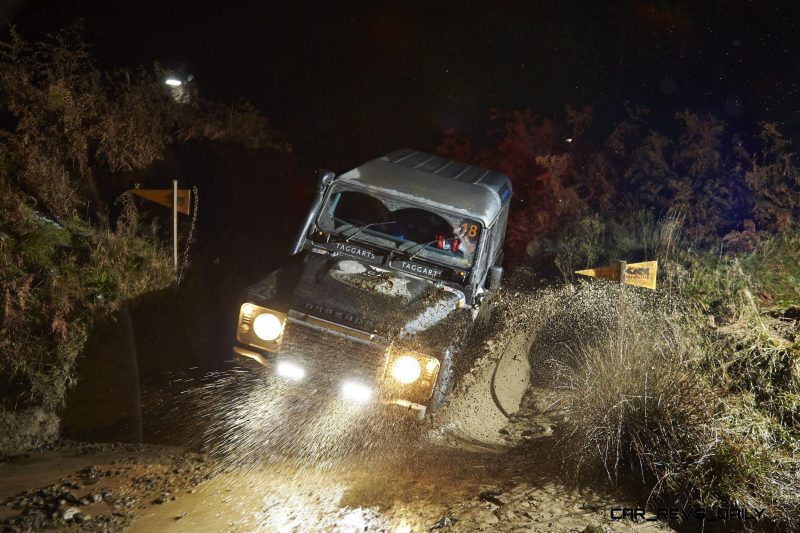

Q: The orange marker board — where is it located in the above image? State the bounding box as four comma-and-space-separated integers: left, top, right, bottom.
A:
575, 261, 658, 290
130, 188, 191, 215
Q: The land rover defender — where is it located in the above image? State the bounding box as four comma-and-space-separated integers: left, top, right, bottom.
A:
232, 149, 511, 417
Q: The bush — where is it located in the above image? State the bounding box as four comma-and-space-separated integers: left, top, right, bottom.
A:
552, 282, 799, 524
554, 319, 715, 488
437, 107, 796, 268
0, 25, 286, 219
676, 234, 800, 443
0, 26, 285, 452
0, 190, 172, 453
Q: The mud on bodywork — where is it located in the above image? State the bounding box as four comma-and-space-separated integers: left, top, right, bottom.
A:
232, 149, 513, 416
235, 251, 474, 413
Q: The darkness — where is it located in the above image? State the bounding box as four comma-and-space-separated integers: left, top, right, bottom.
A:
4, 0, 800, 170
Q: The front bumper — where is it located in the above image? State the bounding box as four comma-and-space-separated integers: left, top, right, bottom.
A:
233, 313, 436, 417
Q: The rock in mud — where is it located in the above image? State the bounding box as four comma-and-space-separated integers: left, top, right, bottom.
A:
153, 493, 171, 504
478, 487, 508, 506
57, 505, 80, 520
59, 491, 81, 505
430, 514, 455, 529
475, 508, 499, 524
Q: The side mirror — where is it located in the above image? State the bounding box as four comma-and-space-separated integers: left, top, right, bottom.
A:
288, 169, 336, 255
317, 169, 335, 189
486, 265, 503, 290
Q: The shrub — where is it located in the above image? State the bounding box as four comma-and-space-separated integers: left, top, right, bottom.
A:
549, 284, 713, 487
552, 283, 799, 524
437, 106, 795, 268
0, 190, 172, 452
0, 26, 285, 452
746, 123, 800, 233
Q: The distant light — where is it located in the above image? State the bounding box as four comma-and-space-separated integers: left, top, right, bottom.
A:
565, 137, 573, 143
276, 361, 305, 381
341, 381, 372, 403
165, 77, 183, 87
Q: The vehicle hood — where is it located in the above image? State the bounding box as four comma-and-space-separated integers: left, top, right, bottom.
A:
290, 252, 463, 337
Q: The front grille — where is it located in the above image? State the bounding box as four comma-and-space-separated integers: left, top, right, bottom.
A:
279, 320, 386, 386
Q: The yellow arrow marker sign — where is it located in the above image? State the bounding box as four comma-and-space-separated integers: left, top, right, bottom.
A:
624, 261, 658, 289
130, 188, 191, 215
575, 261, 658, 290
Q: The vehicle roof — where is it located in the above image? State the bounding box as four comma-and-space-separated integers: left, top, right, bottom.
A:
335, 149, 512, 226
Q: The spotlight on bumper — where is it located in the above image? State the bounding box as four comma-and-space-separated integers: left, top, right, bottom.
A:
340, 381, 372, 403
276, 361, 305, 381
390, 355, 422, 384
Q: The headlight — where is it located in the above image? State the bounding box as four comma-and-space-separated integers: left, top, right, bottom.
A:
386, 349, 441, 391
391, 355, 422, 384
253, 313, 283, 341
237, 303, 287, 352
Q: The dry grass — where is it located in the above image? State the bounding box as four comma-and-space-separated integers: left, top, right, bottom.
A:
553, 310, 715, 491
549, 278, 800, 526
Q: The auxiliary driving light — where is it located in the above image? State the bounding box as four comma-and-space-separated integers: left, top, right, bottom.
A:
276, 361, 305, 381
390, 355, 422, 384
253, 313, 283, 341
341, 381, 372, 403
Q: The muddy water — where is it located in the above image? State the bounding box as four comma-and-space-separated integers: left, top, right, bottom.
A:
120, 386, 668, 532
125, 451, 508, 532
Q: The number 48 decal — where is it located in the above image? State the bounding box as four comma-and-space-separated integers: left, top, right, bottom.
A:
460, 223, 479, 238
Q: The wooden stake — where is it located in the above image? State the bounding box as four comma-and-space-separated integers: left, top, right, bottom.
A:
618, 260, 626, 363
173, 179, 178, 273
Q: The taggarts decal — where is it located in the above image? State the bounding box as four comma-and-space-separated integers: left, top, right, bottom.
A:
389, 260, 444, 280
320, 242, 383, 264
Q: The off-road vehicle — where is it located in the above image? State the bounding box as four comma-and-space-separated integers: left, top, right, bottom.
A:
233, 149, 511, 417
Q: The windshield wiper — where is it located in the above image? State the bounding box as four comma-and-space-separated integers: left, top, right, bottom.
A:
406, 239, 445, 261
343, 220, 396, 242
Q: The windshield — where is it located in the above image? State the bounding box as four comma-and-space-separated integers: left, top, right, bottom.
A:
317, 185, 481, 269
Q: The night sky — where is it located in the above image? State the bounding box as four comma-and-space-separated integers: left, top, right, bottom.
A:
4, 1, 800, 169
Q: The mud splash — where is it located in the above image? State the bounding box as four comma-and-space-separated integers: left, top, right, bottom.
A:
132, 272, 689, 531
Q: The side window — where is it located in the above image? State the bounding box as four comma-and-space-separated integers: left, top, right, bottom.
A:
472, 229, 492, 286
489, 205, 509, 265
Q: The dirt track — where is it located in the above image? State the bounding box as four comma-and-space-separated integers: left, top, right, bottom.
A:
0, 384, 673, 532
